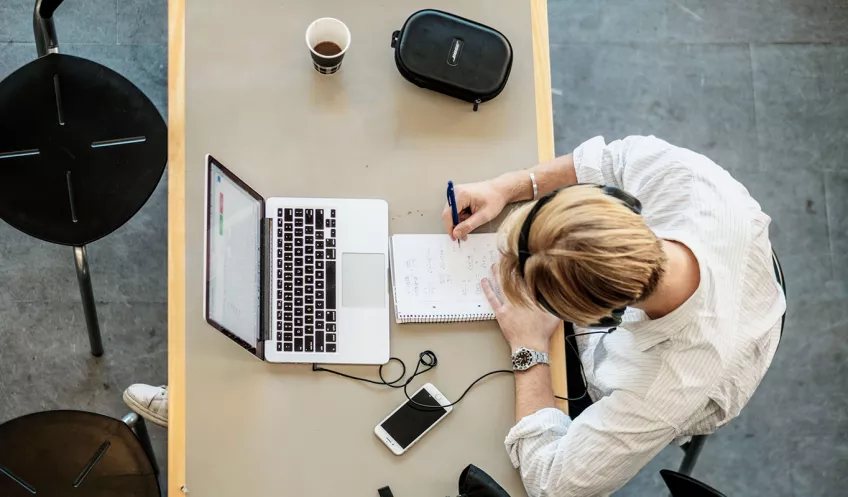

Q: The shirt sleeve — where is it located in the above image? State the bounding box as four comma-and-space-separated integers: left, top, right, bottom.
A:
571, 135, 708, 236
504, 392, 678, 497
572, 135, 681, 189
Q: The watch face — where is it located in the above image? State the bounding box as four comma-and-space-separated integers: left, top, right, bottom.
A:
512, 349, 533, 369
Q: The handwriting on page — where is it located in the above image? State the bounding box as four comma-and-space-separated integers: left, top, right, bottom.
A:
397, 235, 499, 303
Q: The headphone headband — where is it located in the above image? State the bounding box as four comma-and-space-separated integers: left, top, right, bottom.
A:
517, 184, 641, 276
516, 184, 642, 329
517, 192, 558, 277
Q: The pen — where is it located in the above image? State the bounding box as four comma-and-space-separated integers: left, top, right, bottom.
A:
447, 180, 460, 247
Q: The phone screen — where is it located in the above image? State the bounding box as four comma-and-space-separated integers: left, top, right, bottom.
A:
380, 390, 449, 449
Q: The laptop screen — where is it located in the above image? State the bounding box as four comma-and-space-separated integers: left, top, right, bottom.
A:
205, 156, 264, 352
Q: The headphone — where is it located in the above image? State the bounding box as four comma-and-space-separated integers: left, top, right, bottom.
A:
517, 184, 643, 330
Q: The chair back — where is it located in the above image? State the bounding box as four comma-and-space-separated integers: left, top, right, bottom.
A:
772, 250, 786, 339
661, 469, 726, 497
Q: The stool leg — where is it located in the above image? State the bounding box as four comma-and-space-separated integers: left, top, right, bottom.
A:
678, 435, 708, 476
122, 412, 160, 476
33, 1, 59, 57
74, 245, 104, 357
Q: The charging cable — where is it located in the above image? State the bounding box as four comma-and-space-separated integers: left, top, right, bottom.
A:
312, 329, 613, 410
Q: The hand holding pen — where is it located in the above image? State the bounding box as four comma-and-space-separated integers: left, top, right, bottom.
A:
442, 180, 510, 242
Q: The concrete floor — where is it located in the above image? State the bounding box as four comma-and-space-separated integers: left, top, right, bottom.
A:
1, 0, 847, 496
548, 1, 848, 495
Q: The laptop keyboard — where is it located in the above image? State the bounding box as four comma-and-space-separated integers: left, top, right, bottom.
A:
274, 208, 338, 353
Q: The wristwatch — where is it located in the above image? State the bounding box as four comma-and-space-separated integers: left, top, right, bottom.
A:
511, 347, 549, 371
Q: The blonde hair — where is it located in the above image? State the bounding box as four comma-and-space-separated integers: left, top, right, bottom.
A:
498, 185, 666, 326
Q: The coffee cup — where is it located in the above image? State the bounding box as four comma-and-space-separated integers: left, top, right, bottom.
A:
305, 18, 351, 75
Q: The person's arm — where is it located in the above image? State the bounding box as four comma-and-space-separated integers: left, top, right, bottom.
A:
513, 363, 556, 422
493, 153, 578, 204
443, 154, 577, 240
481, 277, 678, 496
505, 392, 677, 497
443, 135, 684, 239
481, 277, 561, 422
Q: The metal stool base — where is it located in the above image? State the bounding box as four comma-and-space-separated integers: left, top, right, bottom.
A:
122, 412, 160, 476
73, 245, 103, 357
678, 434, 708, 476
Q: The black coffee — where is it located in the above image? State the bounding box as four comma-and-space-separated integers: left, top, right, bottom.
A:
313, 41, 342, 57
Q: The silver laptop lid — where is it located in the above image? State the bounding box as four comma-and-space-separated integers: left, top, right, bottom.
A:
205, 155, 267, 357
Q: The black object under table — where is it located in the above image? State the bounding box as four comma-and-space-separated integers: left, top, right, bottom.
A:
0, 0, 167, 356
0, 410, 160, 496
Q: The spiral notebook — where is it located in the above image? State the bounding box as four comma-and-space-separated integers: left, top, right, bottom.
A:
390, 234, 501, 323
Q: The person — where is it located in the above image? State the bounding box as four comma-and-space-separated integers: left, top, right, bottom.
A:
123, 383, 168, 428
444, 136, 785, 497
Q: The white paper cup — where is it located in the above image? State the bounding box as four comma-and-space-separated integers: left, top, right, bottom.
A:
305, 18, 351, 75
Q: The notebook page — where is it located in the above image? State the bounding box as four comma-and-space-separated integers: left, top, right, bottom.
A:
390, 234, 500, 323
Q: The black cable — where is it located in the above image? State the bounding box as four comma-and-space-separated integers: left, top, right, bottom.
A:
312, 328, 615, 410
556, 337, 587, 402
312, 351, 436, 409
554, 328, 614, 402
314, 351, 505, 411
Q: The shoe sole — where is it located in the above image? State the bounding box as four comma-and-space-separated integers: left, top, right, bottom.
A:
123, 390, 169, 428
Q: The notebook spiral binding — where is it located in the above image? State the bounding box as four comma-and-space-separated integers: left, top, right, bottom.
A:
396, 312, 495, 324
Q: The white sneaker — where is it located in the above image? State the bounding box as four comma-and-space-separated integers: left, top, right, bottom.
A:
123, 384, 169, 428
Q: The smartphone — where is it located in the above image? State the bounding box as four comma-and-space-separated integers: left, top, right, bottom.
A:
374, 383, 453, 455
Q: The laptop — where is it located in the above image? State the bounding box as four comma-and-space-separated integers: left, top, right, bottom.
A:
203, 154, 390, 365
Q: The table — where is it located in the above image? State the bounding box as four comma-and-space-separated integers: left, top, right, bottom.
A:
168, 1, 559, 495
0, 3, 167, 357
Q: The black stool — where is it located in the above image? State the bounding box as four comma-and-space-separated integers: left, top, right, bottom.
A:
0, 410, 160, 496
0, 0, 167, 357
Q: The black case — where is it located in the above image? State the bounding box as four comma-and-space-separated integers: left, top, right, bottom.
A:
391, 10, 513, 111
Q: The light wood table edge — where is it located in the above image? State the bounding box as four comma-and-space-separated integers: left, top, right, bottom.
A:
166, 0, 563, 492
167, 0, 187, 494
529, 0, 567, 414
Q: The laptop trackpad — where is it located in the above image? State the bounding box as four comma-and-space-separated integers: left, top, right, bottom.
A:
342, 253, 386, 308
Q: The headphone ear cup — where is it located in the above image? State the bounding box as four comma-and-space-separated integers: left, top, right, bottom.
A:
596, 316, 618, 327
592, 308, 625, 328
600, 185, 642, 215
609, 308, 626, 326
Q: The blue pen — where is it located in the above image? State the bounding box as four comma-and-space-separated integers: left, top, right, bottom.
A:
447, 180, 460, 247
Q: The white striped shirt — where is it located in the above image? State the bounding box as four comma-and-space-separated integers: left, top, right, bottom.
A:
504, 136, 786, 497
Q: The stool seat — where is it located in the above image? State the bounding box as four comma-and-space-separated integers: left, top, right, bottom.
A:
0, 410, 159, 496
0, 53, 166, 246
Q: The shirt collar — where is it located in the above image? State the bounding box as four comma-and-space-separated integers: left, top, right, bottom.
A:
625, 298, 699, 351
625, 232, 706, 351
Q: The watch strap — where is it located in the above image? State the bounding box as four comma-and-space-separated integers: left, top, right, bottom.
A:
533, 350, 550, 366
